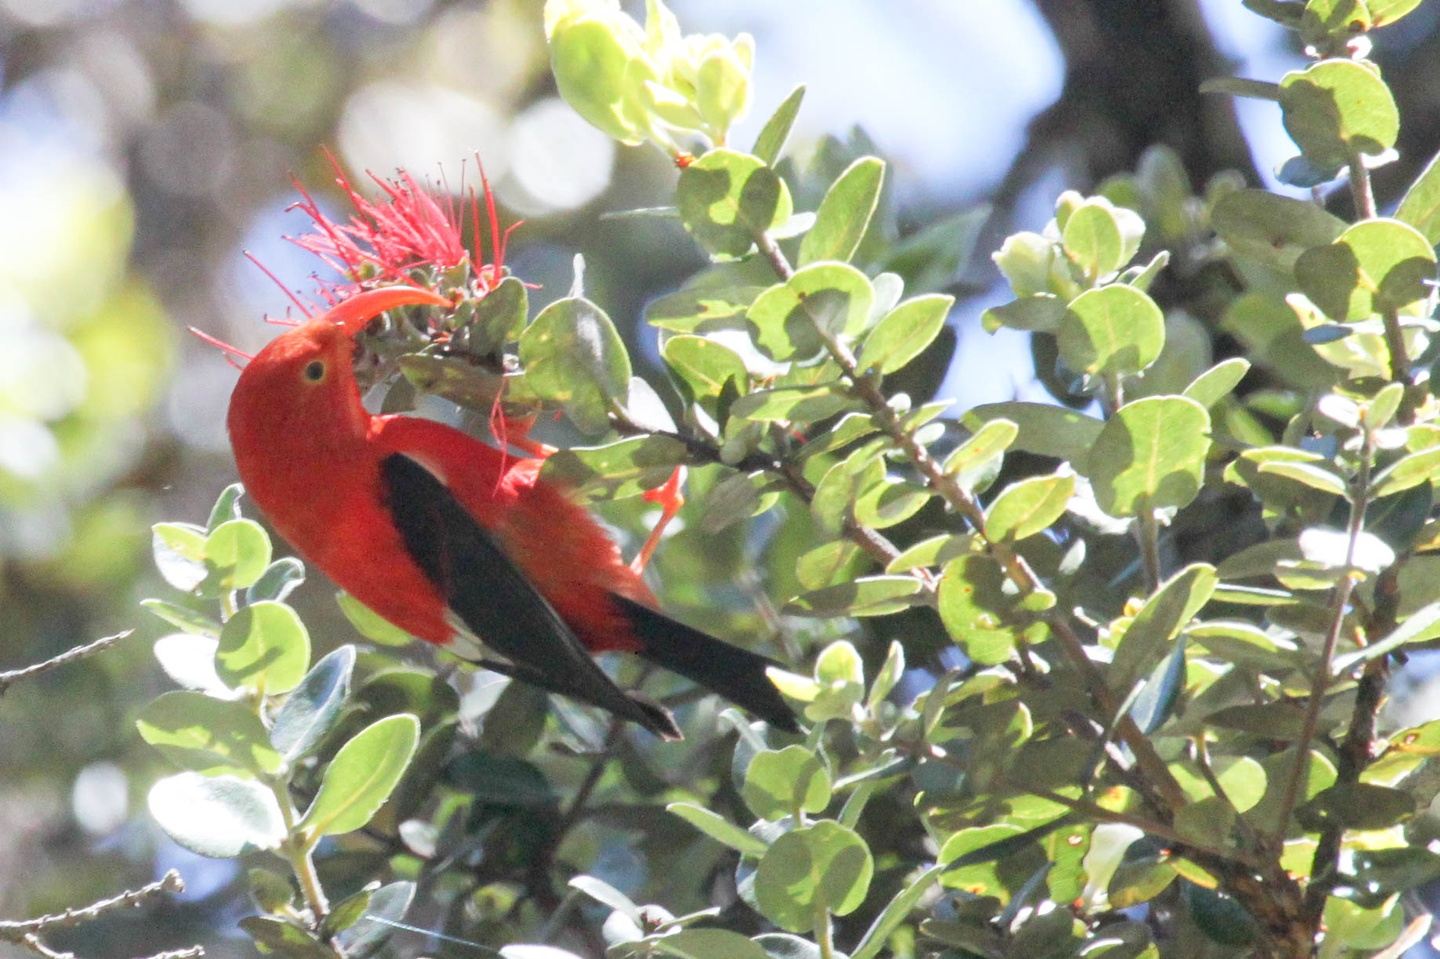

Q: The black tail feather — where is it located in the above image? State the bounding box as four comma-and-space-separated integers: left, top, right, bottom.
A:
613, 596, 800, 732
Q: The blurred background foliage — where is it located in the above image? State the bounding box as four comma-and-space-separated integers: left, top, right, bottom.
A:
5, 1, 1440, 956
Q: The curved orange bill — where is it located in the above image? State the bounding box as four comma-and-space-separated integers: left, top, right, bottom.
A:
326, 285, 452, 335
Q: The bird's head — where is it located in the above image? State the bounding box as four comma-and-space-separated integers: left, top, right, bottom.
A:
225, 286, 451, 460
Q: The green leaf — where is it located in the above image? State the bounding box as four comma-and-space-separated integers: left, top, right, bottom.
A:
152, 634, 228, 695
884, 206, 990, 293
746, 262, 874, 361
938, 554, 1047, 665
398, 354, 505, 411
1294, 218, 1436, 321
1372, 447, 1440, 501
270, 646, 355, 762
1333, 601, 1440, 672
849, 864, 944, 959
784, 575, 926, 618
938, 823, 1043, 897
806, 639, 866, 721
321, 887, 372, 939
206, 483, 244, 532
964, 403, 1103, 462
337, 592, 411, 646
1368, 0, 1425, 24
136, 690, 282, 776
546, 11, 652, 145
984, 469, 1075, 542
1183, 358, 1251, 408
885, 533, 970, 574
942, 417, 1018, 492
1396, 148, 1440, 246
569, 875, 641, 924
519, 296, 632, 435
1204, 702, 1308, 739
541, 436, 689, 500
666, 802, 769, 856
853, 479, 932, 529
301, 714, 420, 838
646, 285, 768, 333
141, 598, 220, 637
731, 384, 856, 424
743, 745, 833, 820
663, 334, 749, 409
1083, 395, 1211, 516
1061, 199, 1136, 278
678, 149, 794, 258
152, 522, 208, 592
246, 557, 305, 605
1279, 59, 1399, 170
1300, 0, 1373, 45
1299, 782, 1415, 830
800, 156, 885, 266
657, 930, 771, 959
754, 821, 874, 932
866, 641, 906, 711
859, 294, 954, 375
216, 601, 310, 697
1058, 285, 1166, 378
147, 772, 285, 858
753, 85, 806, 165
332, 881, 416, 959
796, 541, 860, 591
1199, 77, 1283, 101
1112, 563, 1218, 686
465, 276, 529, 355
1257, 460, 1349, 498
981, 294, 1066, 334
247, 867, 293, 913
1211, 190, 1346, 275
204, 519, 273, 592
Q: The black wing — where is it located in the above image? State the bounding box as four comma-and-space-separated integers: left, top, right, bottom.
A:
380, 453, 680, 739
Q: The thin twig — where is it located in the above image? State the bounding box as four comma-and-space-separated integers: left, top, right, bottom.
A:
0, 631, 134, 695
1303, 562, 1398, 920
1347, 153, 1377, 220
270, 782, 330, 923
1275, 435, 1373, 836
0, 871, 202, 959
1347, 154, 1410, 386
1137, 509, 1162, 593
0, 871, 184, 936
1193, 735, 1271, 857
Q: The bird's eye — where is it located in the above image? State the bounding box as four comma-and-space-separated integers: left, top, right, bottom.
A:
303, 360, 326, 382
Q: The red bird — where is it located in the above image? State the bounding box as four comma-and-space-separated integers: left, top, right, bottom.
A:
225, 286, 797, 739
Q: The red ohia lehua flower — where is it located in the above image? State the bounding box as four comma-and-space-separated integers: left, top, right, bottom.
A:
286, 151, 520, 308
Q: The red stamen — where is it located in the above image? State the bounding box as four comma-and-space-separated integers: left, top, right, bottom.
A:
244, 250, 315, 319
188, 326, 253, 370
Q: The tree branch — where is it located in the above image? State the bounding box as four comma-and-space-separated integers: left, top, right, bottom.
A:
0, 871, 202, 959
0, 631, 134, 695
